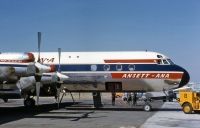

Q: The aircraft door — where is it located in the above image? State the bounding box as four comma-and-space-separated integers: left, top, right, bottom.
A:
105, 82, 122, 92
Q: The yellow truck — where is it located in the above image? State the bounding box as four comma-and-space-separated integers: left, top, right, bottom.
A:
177, 90, 200, 114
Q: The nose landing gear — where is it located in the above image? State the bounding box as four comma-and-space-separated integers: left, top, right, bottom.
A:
143, 103, 152, 112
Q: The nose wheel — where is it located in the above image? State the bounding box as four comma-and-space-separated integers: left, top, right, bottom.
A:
24, 98, 36, 108
143, 103, 152, 112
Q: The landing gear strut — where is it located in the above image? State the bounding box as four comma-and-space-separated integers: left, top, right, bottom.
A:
24, 98, 36, 108
93, 92, 103, 108
143, 94, 153, 112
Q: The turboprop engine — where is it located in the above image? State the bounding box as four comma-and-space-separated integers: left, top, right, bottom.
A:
16, 72, 68, 94
0, 52, 56, 82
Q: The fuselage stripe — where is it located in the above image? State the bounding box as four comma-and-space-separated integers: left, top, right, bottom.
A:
104, 59, 158, 63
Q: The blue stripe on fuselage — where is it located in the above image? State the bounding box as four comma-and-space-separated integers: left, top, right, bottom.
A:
0, 64, 184, 72
53, 64, 183, 72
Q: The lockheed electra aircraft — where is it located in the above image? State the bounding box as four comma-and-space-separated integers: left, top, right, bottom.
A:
33, 51, 190, 92
0, 51, 190, 107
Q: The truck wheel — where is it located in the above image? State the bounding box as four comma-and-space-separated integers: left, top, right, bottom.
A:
182, 103, 193, 114
144, 103, 152, 112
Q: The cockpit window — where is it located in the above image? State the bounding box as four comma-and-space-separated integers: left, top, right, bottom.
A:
167, 59, 174, 65
163, 59, 169, 64
157, 55, 163, 58
157, 59, 162, 64
157, 59, 172, 65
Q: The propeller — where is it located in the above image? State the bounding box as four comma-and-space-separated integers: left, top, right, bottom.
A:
58, 48, 61, 72
34, 33, 68, 106
37, 32, 41, 63
16, 32, 67, 106
36, 81, 41, 105
56, 48, 62, 108
54, 48, 69, 108
35, 32, 42, 105
35, 32, 56, 74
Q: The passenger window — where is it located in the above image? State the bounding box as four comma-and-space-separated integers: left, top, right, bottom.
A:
116, 64, 122, 71
104, 64, 110, 71
128, 64, 135, 71
91, 65, 97, 71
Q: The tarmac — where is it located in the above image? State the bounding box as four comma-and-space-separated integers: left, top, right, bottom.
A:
0, 93, 199, 128
141, 102, 200, 128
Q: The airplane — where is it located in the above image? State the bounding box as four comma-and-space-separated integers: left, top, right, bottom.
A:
0, 33, 190, 109
35, 51, 189, 93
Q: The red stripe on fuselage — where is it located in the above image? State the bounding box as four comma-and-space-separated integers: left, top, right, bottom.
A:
111, 73, 183, 79
0, 59, 33, 63
104, 59, 158, 63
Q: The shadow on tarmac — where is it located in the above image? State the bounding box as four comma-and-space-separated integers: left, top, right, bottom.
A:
0, 101, 183, 125
65, 106, 182, 112
0, 102, 76, 125
29, 111, 105, 122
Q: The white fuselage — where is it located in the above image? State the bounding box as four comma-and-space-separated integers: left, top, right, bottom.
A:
31, 51, 189, 92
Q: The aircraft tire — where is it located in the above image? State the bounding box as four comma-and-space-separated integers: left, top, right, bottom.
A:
24, 98, 35, 108
144, 103, 152, 112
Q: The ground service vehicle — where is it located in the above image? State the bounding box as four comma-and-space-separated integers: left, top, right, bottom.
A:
178, 90, 200, 114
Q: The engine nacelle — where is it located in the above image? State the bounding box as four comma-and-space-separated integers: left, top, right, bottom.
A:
42, 72, 69, 84
35, 63, 56, 74
0, 52, 35, 63
16, 73, 68, 92
0, 64, 36, 81
13, 64, 36, 77
16, 76, 36, 92
0, 67, 16, 81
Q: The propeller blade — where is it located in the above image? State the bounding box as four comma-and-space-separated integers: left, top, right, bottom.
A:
58, 48, 61, 72
37, 32, 41, 63
36, 82, 41, 105
56, 86, 61, 108
26, 63, 36, 75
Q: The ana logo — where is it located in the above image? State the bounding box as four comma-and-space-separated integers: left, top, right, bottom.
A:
112, 73, 172, 79
40, 58, 55, 63
121, 73, 170, 79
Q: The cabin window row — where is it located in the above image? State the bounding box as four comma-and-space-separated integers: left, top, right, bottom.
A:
90, 64, 135, 71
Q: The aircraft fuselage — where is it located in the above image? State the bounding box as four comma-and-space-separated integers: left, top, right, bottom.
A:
32, 51, 190, 92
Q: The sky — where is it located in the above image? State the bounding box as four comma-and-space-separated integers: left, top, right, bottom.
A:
0, 0, 199, 82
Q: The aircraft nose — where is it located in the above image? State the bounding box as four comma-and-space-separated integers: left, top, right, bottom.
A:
179, 68, 190, 87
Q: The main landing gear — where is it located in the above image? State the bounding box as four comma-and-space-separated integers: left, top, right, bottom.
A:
24, 97, 36, 108
3, 98, 8, 103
